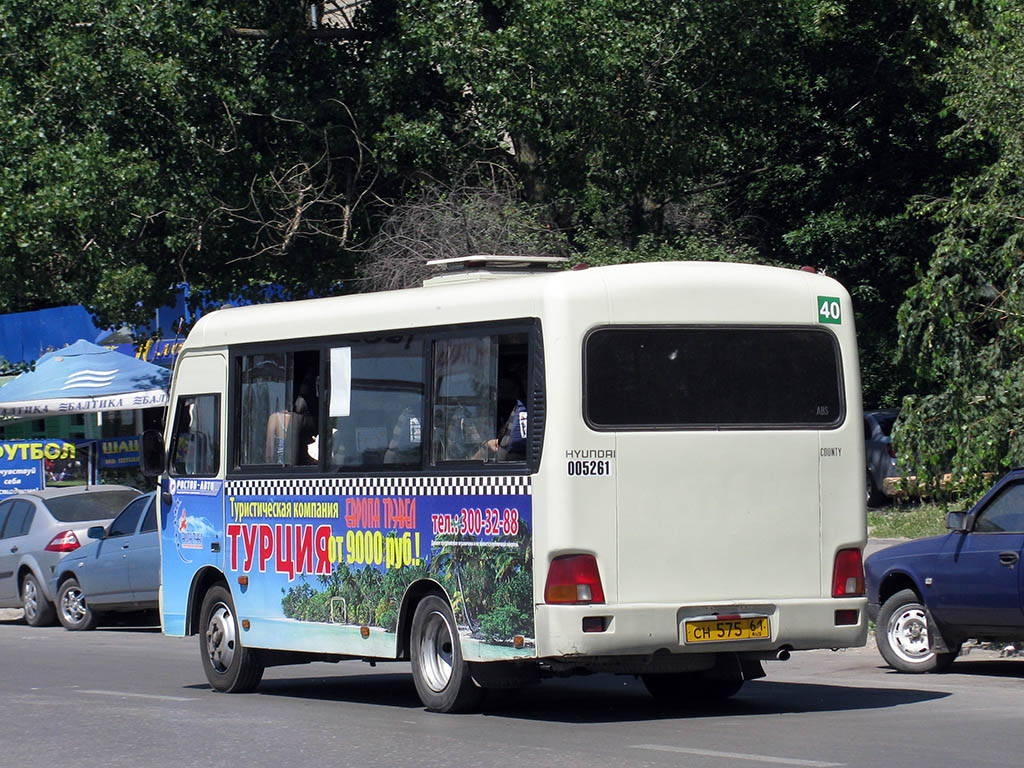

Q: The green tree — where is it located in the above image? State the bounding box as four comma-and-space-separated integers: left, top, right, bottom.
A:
1, 0, 981, 418
0, 1, 376, 327
896, 2, 1024, 494
379, 0, 969, 406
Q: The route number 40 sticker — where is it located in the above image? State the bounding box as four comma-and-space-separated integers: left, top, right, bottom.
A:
818, 296, 842, 325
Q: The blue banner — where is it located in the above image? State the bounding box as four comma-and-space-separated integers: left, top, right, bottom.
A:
99, 436, 141, 469
0, 440, 76, 494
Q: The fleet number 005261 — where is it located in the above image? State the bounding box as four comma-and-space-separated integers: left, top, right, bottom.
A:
567, 459, 611, 477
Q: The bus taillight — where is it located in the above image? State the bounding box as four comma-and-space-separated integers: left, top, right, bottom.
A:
831, 548, 865, 597
544, 554, 605, 604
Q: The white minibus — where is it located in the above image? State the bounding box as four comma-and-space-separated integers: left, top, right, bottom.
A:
144, 257, 867, 712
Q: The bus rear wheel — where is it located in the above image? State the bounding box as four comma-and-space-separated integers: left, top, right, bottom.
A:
410, 595, 482, 713
199, 585, 264, 693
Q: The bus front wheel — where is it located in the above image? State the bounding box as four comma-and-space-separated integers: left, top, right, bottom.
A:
199, 585, 264, 693
410, 595, 482, 713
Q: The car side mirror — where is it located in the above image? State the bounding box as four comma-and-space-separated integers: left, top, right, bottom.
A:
946, 510, 968, 532
87, 526, 106, 540
140, 429, 166, 478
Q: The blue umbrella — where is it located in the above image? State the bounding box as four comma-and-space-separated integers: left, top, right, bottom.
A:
0, 340, 169, 418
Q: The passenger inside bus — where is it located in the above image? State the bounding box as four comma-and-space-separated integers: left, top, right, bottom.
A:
264, 357, 319, 465
383, 406, 423, 464
477, 357, 527, 462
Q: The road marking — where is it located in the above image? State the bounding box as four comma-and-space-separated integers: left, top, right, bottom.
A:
78, 689, 195, 702
632, 744, 844, 767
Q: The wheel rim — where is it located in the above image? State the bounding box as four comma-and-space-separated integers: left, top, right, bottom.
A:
887, 603, 934, 665
418, 609, 455, 692
22, 577, 40, 622
59, 585, 87, 625
205, 602, 237, 674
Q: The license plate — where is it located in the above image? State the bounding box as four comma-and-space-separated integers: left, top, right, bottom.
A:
685, 616, 769, 643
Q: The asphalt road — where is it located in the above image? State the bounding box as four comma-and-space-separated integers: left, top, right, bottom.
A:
2, 611, 1023, 768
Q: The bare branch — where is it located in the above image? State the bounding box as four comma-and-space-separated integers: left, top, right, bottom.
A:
355, 165, 566, 292
224, 26, 373, 41
208, 103, 377, 265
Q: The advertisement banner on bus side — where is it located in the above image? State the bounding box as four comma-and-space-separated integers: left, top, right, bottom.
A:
162, 477, 534, 660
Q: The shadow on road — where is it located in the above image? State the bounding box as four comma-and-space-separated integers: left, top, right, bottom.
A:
909, 658, 1024, 680
230, 668, 952, 722
96, 611, 161, 631
188, 672, 425, 710
478, 677, 951, 723
0, 612, 159, 631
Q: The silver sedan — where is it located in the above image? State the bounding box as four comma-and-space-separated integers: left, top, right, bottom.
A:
0, 485, 141, 625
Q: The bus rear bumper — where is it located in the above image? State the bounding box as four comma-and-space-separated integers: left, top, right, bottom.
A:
534, 598, 867, 661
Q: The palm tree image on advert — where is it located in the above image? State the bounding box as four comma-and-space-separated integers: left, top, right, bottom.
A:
281, 521, 534, 647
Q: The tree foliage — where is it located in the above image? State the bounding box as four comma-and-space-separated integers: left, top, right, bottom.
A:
895, 2, 1024, 493
0, 0, 379, 326
4, 0, 1023, 474
379, 0, 967, 405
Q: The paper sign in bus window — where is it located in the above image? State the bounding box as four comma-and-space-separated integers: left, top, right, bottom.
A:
330, 347, 352, 417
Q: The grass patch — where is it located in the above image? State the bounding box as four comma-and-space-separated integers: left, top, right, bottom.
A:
868, 501, 953, 539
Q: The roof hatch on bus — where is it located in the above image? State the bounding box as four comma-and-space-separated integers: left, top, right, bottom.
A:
422, 255, 568, 286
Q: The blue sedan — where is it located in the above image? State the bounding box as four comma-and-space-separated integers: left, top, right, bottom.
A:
52, 491, 159, 631
866, 469, 1024, 672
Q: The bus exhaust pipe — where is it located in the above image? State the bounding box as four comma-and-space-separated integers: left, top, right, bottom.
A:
749, 646, 792, 661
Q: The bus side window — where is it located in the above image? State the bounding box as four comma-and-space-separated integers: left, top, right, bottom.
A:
238, 351, 320, 468
169, 394, 220, 477
432, 333, 528, 464
326, 335, 424, 471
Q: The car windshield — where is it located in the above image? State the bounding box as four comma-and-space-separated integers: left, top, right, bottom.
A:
41, 490, 141, 522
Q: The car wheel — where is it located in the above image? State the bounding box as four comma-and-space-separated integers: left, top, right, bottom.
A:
56, 578, 99, 631
866, 470, 885, 508
641, 672, 744, 705
410, 594, 482, 713
21, 572, 56, 627
199, 585, 264, 693
876, 589, 959, 672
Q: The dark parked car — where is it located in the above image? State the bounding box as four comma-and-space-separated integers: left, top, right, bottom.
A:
52, 491, 159, 630
0, 486, 142, 625
866, 468, 1024, 672
865, 409, 900, 507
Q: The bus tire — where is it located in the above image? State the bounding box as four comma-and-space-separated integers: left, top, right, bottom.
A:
641, 672, 744, 705
199, 585, 264, 693
410, 594, 482, 713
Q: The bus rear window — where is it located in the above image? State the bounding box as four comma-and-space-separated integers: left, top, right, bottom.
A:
584, 326, 843, 429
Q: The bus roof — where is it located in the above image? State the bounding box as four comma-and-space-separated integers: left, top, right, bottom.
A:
182, 261, 847, 351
